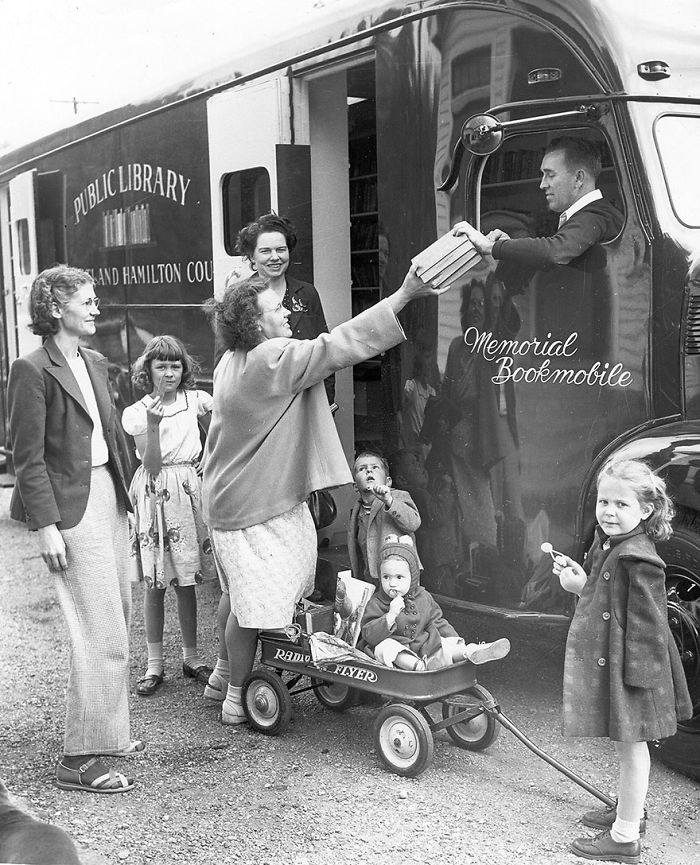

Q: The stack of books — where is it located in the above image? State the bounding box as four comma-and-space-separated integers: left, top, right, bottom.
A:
412, 227, 482, 288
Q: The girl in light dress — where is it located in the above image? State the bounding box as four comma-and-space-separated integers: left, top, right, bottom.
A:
122, 336, 216, 697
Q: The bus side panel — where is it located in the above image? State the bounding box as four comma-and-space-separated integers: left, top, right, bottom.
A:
372, 8, 653, 612
34, 99, 214, 411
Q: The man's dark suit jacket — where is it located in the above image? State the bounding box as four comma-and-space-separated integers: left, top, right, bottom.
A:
8, 336, 131, 530
491, 197, 623, 270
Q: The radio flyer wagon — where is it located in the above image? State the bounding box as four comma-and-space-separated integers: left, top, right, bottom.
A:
240, 627, 616, 807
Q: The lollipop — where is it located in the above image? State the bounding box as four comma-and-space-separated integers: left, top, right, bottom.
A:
541, 541, 566, 561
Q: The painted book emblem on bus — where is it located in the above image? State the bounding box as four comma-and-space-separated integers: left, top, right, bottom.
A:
73, 163, 192, 224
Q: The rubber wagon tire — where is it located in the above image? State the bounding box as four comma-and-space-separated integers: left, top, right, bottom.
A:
655, 523, 700, 781
441, 684, 500, 751
311, 679, 356, 711
374, 703, 434, 777
242, 668, 292, 736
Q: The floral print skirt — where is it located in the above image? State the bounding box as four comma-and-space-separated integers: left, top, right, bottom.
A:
211, 501, 317, 629
128, 464, 216, 589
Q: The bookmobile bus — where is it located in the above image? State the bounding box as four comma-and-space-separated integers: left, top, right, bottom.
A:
0, 0, 698, 778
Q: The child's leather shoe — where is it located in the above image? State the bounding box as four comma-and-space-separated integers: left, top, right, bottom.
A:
465, 638, 510, 664
570, 830, 641, 864
582, 803, 646, 834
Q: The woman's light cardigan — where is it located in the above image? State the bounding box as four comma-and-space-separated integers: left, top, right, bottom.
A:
203, 299, 405, 531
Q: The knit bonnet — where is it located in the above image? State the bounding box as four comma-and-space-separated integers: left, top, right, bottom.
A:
379, 534, 421, 593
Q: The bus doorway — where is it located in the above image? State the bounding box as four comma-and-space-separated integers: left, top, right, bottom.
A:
303, 59, 381, 541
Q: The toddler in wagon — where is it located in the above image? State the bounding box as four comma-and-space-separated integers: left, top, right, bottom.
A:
360, 535, 511, 670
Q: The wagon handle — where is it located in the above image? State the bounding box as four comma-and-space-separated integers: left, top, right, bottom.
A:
486, 705, 616, 807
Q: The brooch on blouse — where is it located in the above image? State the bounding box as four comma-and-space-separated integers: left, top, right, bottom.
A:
290, 298, 309, 313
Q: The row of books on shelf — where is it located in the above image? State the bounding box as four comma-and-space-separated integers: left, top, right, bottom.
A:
482, 147, 544, 184
352, 290, 379, 317
350, 219, 379, 247
350, 181, 378, 213
351, 258, 379, 288
349, 151, 377, 177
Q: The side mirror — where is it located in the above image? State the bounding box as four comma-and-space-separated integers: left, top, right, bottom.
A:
461, 113, 503, 156
438, 105, 602, 193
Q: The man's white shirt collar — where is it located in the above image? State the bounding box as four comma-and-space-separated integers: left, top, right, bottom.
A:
559, 188, 602, 224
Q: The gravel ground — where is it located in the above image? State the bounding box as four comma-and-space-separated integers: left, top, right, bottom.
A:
0, 486, 698, 865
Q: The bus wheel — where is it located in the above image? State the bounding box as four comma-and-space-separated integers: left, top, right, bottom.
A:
656, 524, 700, 781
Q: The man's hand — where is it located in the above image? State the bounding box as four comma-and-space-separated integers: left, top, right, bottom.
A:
452, 222, 510, 256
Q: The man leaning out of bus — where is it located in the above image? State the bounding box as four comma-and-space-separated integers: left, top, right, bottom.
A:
452, 136, 623, 271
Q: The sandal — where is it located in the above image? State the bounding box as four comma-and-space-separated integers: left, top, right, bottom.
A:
137, 672, 164, 696
56, 757, 134, 794
182, 662, 214, 685
204, 673, 226, 702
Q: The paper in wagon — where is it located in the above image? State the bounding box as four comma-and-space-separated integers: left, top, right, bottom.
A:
333, 571, 374, 647
308, 632, 381, 667
412, 228, 482, 288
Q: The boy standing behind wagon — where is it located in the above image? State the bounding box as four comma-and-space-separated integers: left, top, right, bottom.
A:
347, 451, 422, 582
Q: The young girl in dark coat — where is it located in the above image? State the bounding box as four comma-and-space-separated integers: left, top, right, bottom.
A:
553, 458, 692, 864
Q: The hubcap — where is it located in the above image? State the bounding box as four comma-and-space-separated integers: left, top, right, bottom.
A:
382, 719, 418, 762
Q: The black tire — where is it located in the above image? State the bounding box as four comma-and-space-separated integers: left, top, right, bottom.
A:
656, 524, 700, 781
311, 679, 356, 711
242, 668, 292, 736
374, 703, 434, 777
441, 684, 500, 751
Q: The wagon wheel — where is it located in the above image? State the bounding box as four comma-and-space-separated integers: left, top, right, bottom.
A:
441, 684, 500, 751
311, 678, 356, 711
242, 668, 292, 736
374, 703, 434, 777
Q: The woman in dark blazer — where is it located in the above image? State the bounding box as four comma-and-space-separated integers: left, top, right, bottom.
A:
8, 265, 137, 794
236, 212, 335, 404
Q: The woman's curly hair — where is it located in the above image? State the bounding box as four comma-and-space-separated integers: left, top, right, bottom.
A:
597, 458, 675, 542
131, 335, 200, 393
204, 274, 269, 352
29, 265, 94, 336
235, 213, 297, 260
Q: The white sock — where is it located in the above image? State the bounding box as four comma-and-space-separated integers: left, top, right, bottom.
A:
222, 685, 244, 715
611, 817, 640, 843
183, 645, 205, 665
145, 642, 164, 677
210, 658, 230, 683
225, 684, 242, 704
222, 685, 246, 725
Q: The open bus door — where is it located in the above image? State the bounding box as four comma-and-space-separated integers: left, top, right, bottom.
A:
6, 170, 41, 364
206, 77, 314, 296
205, 75, 354, 540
